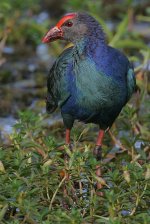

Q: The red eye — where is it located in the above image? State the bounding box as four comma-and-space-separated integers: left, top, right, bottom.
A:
64, 21, 73, 27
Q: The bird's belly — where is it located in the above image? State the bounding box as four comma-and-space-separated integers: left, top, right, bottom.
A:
61, 58, 127, 127
61, 96, 93, 121
61, 93, 124, 128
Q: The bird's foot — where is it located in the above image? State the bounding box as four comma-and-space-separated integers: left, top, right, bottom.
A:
93, 145, 102, 161
67, 143, 73, 151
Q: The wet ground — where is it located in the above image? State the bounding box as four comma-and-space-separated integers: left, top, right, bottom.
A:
0, 40, 54, 139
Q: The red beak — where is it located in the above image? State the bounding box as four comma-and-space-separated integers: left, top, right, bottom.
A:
42, 26, 63, 43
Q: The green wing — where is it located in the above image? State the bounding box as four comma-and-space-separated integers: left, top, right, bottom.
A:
46, 47, 73, 113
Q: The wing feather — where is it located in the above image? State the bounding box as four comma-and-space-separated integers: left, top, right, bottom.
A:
46, 46, 73, 113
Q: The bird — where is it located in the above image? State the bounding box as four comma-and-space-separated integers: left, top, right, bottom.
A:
42, 12, 136, 169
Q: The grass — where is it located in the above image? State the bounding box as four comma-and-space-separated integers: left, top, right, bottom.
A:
0, 0, 150, 223
0, 97, 149, 223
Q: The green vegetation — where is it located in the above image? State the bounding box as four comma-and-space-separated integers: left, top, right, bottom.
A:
0, 107, 150, 223
0, 0, 150, 223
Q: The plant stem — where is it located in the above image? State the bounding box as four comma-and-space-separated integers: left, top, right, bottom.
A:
49, 175, 67, 211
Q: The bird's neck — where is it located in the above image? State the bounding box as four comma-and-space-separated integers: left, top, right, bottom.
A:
73, 35, 107, 58
73, 38, 86, 55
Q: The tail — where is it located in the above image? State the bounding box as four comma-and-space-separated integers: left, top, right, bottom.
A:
46, 93, 57, 113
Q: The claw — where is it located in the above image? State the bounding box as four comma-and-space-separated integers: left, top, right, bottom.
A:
93, 145, 102, 161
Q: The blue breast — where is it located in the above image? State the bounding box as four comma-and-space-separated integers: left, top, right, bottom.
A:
61, 62, 93, 120
61, 44, 129, 125
88, 44, 129, 84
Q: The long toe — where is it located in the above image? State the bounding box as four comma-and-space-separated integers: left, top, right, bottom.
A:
93, 145, 102, 161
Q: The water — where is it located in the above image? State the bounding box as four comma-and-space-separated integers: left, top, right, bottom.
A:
0, 117, 17, 144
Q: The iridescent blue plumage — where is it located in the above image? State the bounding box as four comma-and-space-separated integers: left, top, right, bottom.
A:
43, 12, 136, 186
46, 12, 136, 130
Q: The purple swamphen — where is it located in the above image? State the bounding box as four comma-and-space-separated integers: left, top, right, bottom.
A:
42, 12, 136, 187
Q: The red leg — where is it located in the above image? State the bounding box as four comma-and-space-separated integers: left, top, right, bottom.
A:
93, 130, 104, 160
96, 130, 104, 147
65, 129, 71, 145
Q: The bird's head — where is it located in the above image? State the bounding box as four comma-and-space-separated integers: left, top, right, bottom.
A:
42, 12, 105, 44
